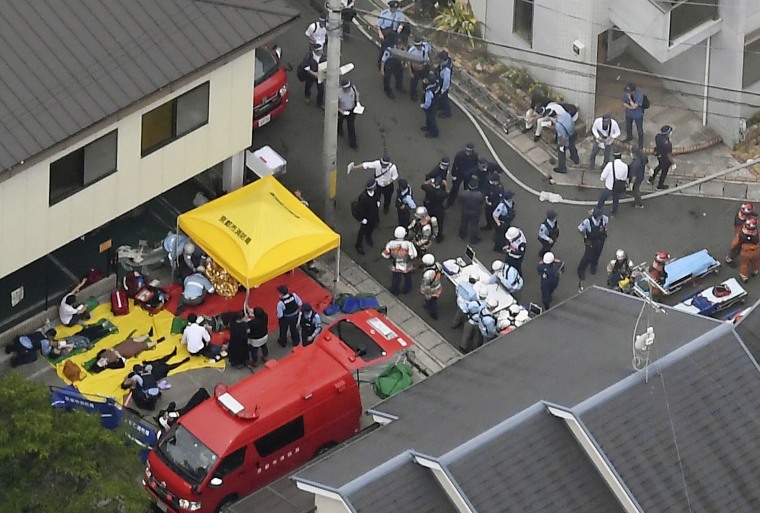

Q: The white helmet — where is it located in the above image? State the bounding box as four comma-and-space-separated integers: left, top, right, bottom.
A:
491, 260, 504, 272
415, 206, 428, 218
506, 227, 520, 240
394, 226, 407, 239
422, 253, 435, 266
476, 286, 488, 299
543, 252, 555, 265
486, 297, 498, 309
615, 249, 627, 260
183, 242, 196, 255
468, 271, 480, 283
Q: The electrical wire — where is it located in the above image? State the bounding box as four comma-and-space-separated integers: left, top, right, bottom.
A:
357, 7, 760, 103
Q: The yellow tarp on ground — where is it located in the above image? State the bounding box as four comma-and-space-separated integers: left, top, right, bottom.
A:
54, 301, 224, 403
178, 176, 340, 289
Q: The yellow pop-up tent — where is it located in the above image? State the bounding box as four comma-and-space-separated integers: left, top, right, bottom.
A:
178, 176, 340, 290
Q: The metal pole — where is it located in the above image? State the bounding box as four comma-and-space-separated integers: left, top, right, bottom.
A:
702, 36, 711, 127
321, 0, 343, 228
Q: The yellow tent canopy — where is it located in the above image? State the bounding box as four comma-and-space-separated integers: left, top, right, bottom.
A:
178, 176, 340, 289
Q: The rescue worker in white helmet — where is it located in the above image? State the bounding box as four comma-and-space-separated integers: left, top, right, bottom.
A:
381, 226, 418, 295
606, 249, 634, 291
408, 206, 438, 254
419, 253, 443, 319
488, 259, 523, 294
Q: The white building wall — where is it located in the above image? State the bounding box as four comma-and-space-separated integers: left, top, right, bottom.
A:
0, 52, 255, 279
470, 0, 607, 127
314, 494, 352, 513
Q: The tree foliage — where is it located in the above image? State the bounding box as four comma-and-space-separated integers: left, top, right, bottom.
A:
0, 373, 147, 513
433, 0, 479, 47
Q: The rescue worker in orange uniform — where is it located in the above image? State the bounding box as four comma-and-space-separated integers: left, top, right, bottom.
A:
648, 251, 670, 299
727, 217, 760, 283
733, 202, 757, 235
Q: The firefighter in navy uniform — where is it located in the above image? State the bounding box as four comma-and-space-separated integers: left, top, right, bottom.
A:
421, 176, 449, 243
446, 143, 478, 207
537, 252, 565, 310
299, 303, 322, 346
395, 178, 416, 229
424, 156, 450, 182
481, 172, 505, 231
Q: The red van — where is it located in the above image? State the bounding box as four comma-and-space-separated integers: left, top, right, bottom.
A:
144, 311, 413, 513
253, 45, 289, 130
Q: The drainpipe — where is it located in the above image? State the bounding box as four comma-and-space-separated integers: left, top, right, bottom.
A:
702, 36, 711, 127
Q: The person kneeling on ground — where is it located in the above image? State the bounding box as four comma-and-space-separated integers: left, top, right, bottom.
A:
90, 332, 161, 373
59, 278, 91, 327
181, 313, 224, 360
5, 328, 57, 367
178, 272, 215, 313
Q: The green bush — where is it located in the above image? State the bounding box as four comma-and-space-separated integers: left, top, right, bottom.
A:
434, 1, 479, 47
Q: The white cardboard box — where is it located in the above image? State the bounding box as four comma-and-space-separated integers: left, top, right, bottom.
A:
245, 146, 287, 178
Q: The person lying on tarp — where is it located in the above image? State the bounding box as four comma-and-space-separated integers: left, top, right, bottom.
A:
155, 387, 211, 433
121, 348, 190, 410
48, 319, 119, 359
4, 328, 57, 367
89, 332, 165, 373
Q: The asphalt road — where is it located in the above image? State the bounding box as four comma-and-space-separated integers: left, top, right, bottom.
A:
255, 2, 753, 347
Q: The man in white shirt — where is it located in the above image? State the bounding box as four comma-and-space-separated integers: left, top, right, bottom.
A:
59, 277, 89, 326
181, 314, 220, 358
349, 156, 399, 214
589, 115, 621, 170
305, 13, 327, 48
597, 151, 629, 216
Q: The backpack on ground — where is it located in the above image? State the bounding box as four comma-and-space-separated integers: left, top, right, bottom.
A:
111, 290, 129, 316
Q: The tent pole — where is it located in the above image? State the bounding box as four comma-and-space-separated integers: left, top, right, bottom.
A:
244, 288, 250, 314
335, 248, 341, 287
173, 219, 179, 283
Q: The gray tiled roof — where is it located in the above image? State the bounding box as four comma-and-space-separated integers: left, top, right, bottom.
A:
0, 0, 298, 173
298, 287, 722, 488
735, 299, 760, 361
346, 457, 457, 513
578, 326, 760, 512
445, 405, 626, 513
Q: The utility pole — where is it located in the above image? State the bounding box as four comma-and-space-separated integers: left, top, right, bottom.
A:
321, 0, 343, 228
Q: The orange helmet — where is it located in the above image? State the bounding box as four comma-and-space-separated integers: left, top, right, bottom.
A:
746, 217, 758, 230
741, 202, 754, 215
655, 251, 670, 264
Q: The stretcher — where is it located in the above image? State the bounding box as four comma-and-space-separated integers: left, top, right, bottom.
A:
632, 249, 720, 299
672, 278, 747, 317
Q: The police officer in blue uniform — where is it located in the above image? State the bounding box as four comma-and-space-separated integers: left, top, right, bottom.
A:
407, 36, 431, 101
577, 208, 609, 283
380, 35, 405, 99
420, 72, 439, 137
299, 303, 322, 346
436, 51, 453, 118
276, 285, 303, 347
376, 1, 408, 66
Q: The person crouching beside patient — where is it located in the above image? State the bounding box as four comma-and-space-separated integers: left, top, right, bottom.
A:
59, 277, 91, 327
177, 271, 215, 314
5, 328, 57, 367
181, 313, 224, 360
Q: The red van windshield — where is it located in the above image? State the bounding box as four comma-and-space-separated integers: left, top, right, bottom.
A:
255, 47, 279, 86
156, 424, 219, 485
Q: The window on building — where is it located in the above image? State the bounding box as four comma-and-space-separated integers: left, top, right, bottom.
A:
513, 0, 534, 45
668, 0, 719, 44
49, 130, 118, 205
743, 29, 760, 88
253, 417, 305, 457
141, 82, 209, 156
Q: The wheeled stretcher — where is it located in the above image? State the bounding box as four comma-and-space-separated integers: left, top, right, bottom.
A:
673, 277, 747, 317
633, 249, 720, 298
